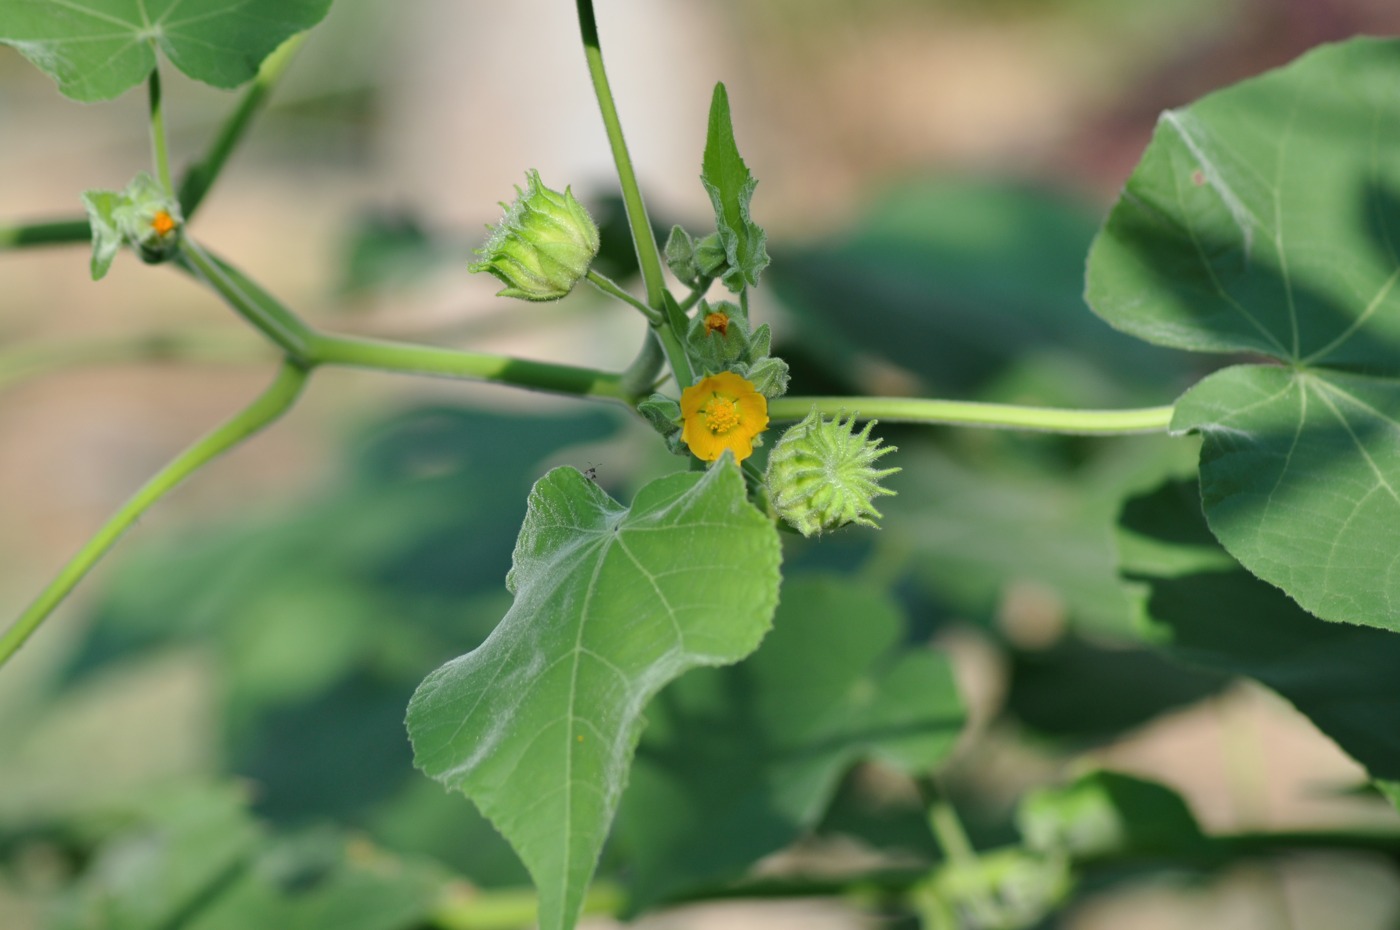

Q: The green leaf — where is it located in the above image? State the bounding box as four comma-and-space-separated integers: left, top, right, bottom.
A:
1018, 770, 1207, 861
1119, 478, 1400, 781
1086, 37, 1400, 629
81, 189, 123, 280
1006, 635, 1226, 744
701, 82, 770, 292
888, 435, 1196, 639
186, 829, 448, 930
49, 786, 448, 930
51, 784, 263, 930
406, 461, 782, 930
617, 575, 964, 908
0, 0, 332, 102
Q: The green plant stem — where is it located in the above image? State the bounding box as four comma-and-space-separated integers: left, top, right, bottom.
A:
768, 396, 1176, 435
575, 0, 666, 311
177, 239, 317, 362
178, 33, 305, 217
0, 329, 272, 393
679, 282, 710, 312
148, 64, 175, 194
0, 218, 90, 249
586, 269, 657, 322
178, 242, 631, 402
619, 330, 666, 399
922, 786, 1002, 927
654, 319, 694, 389
0, 360, 308, 670
311, 333, 628, 402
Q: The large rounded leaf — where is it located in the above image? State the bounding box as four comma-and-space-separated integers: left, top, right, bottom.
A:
1087, 38, 1400, 629
0, 0, 333, 102
406, 462, 782, 930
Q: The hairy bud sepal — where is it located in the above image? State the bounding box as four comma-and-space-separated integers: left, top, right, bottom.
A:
765, 412, 899, 537
469, 170, 599, 301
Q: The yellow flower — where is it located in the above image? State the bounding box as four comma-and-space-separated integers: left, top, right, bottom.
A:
680, 371, 769, 463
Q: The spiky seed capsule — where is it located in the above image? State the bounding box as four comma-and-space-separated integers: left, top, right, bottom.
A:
765, 411, 899, 537
469, 170, 599, 301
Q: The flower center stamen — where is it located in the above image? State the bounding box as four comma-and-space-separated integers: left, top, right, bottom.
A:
704, 396, 741, 435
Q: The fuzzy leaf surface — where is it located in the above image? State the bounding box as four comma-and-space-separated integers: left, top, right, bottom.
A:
406, 462, 781, 930
0, 0, 332, 101
1087, 38, 1400, 629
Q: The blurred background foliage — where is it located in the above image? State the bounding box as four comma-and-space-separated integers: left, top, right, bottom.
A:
4, 0, 1400, 928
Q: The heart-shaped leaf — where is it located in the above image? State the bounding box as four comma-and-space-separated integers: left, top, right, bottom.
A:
0, 0, 333, 102
1087, 37, 1400, 630
406, 461, 782, 930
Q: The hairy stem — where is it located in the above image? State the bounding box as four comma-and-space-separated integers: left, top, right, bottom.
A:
311, 333, 629, 403
177, 239, 317, 363
768, 396, 1176, 435
148, 64, 175, 194
575, 0, 667, 311
0, 360, 308, 670
586, 269, 658, 321
0, 218, 90, 249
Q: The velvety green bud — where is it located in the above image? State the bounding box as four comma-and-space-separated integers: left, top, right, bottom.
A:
81, 172, 182, 279
664, 226, 728, 288
665, 226, 702, 286
687, 299, 751, 371
637, 393, 691, 457
469, 170, 599, 301
694, 233, 728, 278
765, 412, 899, 537
745, 323, 772, 364
638, 393, 682, 437
744, 356, 789, 399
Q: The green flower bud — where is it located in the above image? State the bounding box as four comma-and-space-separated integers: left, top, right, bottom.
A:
116, 173, 182, 264
664, 225, 727, 287
744, 356, 789, 399
765, 412, 899, 537
82, 172, 182, 280
469, 170, 599, 301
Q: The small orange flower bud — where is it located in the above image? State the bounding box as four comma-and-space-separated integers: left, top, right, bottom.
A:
703, 311, 730, 337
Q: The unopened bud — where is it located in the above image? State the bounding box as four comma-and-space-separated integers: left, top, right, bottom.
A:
469, 170, 599, 301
